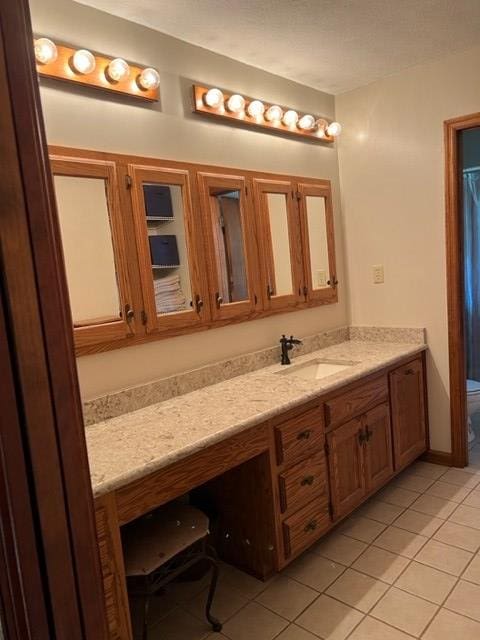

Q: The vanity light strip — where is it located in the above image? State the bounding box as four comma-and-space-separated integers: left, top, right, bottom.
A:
192, 84, 341, 143
34, 36, 160, 102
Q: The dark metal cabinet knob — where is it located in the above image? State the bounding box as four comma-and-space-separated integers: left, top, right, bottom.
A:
301, 475, 315, 486
297, 429, 312, 441
304, 519, 318, 533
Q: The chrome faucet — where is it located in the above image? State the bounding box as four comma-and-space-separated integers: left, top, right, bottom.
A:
280, 335, 303, 365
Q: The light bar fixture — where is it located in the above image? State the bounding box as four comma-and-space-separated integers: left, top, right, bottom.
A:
192, 84, 341, 143
34, 36, 160, 102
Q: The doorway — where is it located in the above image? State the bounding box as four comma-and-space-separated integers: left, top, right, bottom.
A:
445, 113, 480, 468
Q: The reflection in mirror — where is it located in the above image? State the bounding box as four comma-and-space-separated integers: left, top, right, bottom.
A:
144, 183, 193, 315
305, 196, 330, 289
266, 193, 293, 296
54, 176, 121, 324
211, 189, 248, 304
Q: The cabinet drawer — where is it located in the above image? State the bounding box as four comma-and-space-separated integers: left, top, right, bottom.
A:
274, 406, 324, 465
324, 376, 388, 430
282, 498, 331, 559
278, 451, 328, 514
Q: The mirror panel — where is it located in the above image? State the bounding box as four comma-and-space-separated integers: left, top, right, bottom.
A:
142, 182, 193, 316
305, 195, 330, 289
210, 189, 248, 304
266, 193, 293, 296
54, 175, 121, 324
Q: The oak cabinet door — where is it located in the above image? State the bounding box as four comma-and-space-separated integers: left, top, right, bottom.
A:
364, 402, 394, 493
296, 181, 338, 305
389, 358, 427, 470
252, 178, 304, 310
128, 164, 209, 334
197, 172, 260, 321
50, 155, 136, 353
327, 417, 366, 520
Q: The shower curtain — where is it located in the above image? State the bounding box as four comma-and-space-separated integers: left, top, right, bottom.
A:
464, 169, 480, 381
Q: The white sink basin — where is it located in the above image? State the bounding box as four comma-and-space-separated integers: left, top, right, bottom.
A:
277, 358, 359, 381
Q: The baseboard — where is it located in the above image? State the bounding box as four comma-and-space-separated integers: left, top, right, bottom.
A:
422, 449, 454, 466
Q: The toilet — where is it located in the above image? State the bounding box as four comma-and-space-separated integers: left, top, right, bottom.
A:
467, 379, 480, 444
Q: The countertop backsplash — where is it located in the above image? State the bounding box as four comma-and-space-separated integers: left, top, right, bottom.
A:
82, 325, 425, 427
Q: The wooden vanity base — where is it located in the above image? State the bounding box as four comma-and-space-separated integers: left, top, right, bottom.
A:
94, 352, 429, 639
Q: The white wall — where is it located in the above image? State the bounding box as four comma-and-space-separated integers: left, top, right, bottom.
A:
30, 0, 347, 400
336, 44, 480, 453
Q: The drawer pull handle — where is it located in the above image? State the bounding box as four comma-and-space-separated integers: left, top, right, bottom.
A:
301, 475, 315, 486
297, 430, 312, 441
405, 368, 415, 375
304, 519, 318, 533
358, 429, 366, 445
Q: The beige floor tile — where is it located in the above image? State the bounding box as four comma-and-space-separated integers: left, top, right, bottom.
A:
425, 480, 472, 503
449, 504, 480, 530
255, 576, 317, 621
462, 488, 480, 508
373, 525, 428, 558
434, 520, 480, 552
422, 608, 480, 640
441, 469, 480, 489
274, 624, 319, 640
408, 461, 450, 480
221, 602, 288, 640
326, 568, 388, 613
352, 546, 410, 584
410, 494, 458, 519
393, 508, 444, 537
284, 552, 344, 592
375, 486, 420, 508
370, 587, 438, 636
355, 500, 405, 525
337, 516, 386, 543
296, 594, 364, 640
394, 561, 456, 604
445, 579, 480, 621
312, 533, 367, 566
149, 607, 211, 640
219, 563, 269, 599
184, 582, 248, 624
348, 615, 416, 640
462, 552, 480, 584
391, 473, 435, 493
415, 539, 473, 576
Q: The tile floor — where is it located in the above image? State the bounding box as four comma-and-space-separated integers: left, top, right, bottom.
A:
138, 450, 480, 640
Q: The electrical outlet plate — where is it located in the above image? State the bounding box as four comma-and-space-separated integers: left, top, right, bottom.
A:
317, 269, 327, 287
372, 264, 384, 284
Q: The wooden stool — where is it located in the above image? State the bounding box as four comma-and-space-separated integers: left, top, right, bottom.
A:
123, 503, 222, 639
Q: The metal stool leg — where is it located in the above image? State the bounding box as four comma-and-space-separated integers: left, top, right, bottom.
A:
204, 548, 222, 632
142, 594, 150, 640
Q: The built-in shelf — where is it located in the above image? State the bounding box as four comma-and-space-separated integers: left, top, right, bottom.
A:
152, 264, 180, 270
146, 216, 175, 222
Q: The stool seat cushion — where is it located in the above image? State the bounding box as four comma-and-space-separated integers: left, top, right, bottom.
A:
123, 503, 209, 576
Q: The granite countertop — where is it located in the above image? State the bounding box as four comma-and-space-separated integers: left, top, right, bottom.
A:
86, 339, 427, 497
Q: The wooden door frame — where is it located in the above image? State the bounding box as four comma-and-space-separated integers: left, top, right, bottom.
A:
444, 112, 480, 468
0, 1, 108, 638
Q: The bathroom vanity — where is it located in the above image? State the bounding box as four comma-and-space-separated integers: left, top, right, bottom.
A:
87, 339, 428, 639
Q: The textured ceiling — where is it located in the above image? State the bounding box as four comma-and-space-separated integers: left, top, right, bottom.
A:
75, 0, 480, 94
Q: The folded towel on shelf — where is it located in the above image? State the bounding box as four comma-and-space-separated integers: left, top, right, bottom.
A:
154, 274, 187, 314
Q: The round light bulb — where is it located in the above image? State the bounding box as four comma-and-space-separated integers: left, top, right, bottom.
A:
247, 100, 265, 118
204, 88, 224, 108
226, 94, 245, 113
315, 118, 329, 137
72, 49, 96, 74
265, 105, 283, 122
283, 110, 299, 127
326, 121, 342, 137
34, 37, 58, 65
138, 67, 160, 90
107, 58, 130, 82
298, 114, 316, 130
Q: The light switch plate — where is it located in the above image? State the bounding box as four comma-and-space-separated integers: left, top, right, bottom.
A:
372, 264, 384, 284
